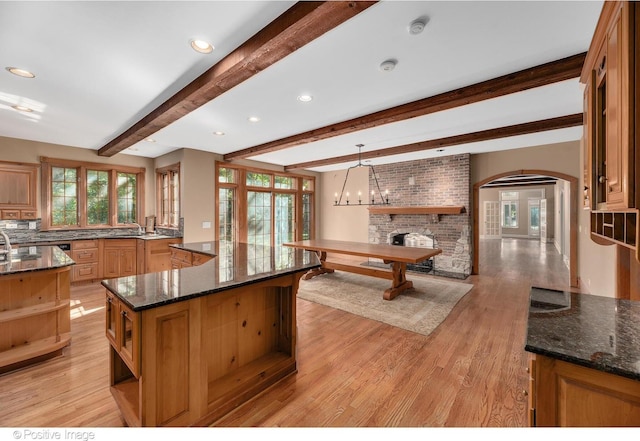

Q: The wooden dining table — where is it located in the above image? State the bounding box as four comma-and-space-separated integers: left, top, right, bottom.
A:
283, 239, 442, 300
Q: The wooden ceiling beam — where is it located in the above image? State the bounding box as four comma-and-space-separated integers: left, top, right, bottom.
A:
97, 1, 376, 157
284, 113, 583, 170
226, 52, 586, 162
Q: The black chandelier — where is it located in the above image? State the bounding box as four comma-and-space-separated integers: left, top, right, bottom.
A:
334, 144, 390, 206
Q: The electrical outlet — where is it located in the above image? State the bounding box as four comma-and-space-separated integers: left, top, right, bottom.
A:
6, 223, 17, 229
202, 221, 211, 229
29, 222, 37, 230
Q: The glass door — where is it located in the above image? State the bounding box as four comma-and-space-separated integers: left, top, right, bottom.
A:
528, 199, 541, 237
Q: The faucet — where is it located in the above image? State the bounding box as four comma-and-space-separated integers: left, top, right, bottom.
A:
0, 229, 11, 256
130, 223, 143, 235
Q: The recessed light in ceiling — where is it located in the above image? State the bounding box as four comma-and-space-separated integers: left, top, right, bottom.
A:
408, 17, 428, 35
297, 94, 313, 102
145, 138, 156, 143
12, 105, 33, 112
248, 116, 260, 123
213, 131, 225, 136
6, 67, 35, 78
379, 59, 397, 72
190, 39, 214, 54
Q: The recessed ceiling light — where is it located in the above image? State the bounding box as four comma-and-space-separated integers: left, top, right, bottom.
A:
145, 138, 156, 143
248, 116, 260, 123
6, 67, 35, 78
213, 131, 225, 136
12, 105, 33, 112
190, 39, 213, 54
297, 94, 313, 102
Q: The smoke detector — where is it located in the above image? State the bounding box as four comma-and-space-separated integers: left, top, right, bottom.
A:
409, 17, 428, 35
379, 59, 397, 72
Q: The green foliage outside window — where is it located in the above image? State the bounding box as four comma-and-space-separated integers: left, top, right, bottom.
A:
87, 170, 109, 224
51, 167, 78, 226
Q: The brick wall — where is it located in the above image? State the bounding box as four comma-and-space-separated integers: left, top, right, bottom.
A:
368, 154, 471, 275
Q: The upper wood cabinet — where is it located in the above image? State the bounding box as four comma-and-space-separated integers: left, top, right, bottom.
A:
0, 161, 38, 219
582, 1, 635, 211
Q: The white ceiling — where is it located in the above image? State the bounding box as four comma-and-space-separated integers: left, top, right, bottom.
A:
0, 1, 603, 173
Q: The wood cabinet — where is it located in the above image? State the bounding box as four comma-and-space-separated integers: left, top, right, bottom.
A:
528, 354, 640, 426
103, 239, 137, 279
584, 2, 635, 210
106, 291, 140, 378
138, 237, 183, 274
71, 239, 101, 283
0, 264, 71, 374
106, 271, 300, 427
0, 161, 38, 220
582, 1, 640, 265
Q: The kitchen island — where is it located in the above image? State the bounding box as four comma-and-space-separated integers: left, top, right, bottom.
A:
0, 245, 74, 374
101, 240, 320, 427
525, 287, 640, 426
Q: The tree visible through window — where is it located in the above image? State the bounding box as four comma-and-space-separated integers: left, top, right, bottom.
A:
42, 158, 144, 230
51, 167, 78, 227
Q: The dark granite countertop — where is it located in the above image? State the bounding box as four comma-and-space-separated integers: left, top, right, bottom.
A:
525, 286, 640, 381
169, 241, 218, 257
0, 245, 75, 275
102, 241, 320, 312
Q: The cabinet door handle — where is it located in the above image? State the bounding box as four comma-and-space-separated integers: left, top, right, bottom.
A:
121, 310, 127, 317
598, 175, 607, 184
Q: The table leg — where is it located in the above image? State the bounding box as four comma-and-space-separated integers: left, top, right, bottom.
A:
302, 250, 335, 280
383, 261, 413, 300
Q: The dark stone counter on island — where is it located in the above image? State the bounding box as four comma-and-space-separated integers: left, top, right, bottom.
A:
525, 286, 640, 381
102, 240, 320, 312
0, 245, 75, 275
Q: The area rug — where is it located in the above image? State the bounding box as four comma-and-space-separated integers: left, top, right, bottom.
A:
297, 271, 473, 336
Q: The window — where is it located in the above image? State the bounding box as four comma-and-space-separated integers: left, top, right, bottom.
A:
215, 163, 315, 245
51, 166, 78, 227
41, 157, 144, 230
86, 170, 109, 225
156, 164, 180, 228
501, 201, 519, 228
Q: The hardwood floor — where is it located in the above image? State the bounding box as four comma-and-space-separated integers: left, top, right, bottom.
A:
0, 238, 574, 427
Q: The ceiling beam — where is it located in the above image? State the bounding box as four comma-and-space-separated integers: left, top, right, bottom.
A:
284, 113, 583, 170
225, 52, 586, 161
97, 1, 376, 157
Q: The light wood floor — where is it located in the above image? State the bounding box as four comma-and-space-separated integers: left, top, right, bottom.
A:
0, 238, 575, 427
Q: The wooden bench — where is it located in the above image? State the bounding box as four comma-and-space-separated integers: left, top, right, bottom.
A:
283, 239, 442, 300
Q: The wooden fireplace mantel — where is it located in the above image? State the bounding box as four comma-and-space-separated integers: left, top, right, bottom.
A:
368, 205, 466, 222
368, 206, 466, 215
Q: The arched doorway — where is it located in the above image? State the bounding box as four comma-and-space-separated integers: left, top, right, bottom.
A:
472, 169, 578, 287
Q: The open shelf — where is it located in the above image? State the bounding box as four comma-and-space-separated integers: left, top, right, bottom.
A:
590, 210, 638, 249
110, 377, 141, 427
0, 332, 71, 368
0, 300, 70, 324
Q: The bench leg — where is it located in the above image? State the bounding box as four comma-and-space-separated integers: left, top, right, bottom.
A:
302, 251, 335, 280
383, 261, 413, 300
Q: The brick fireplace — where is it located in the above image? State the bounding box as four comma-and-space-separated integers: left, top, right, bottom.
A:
368, 154, 471, 277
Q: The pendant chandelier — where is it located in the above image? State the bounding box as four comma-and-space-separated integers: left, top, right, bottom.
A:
334, 144, 390, 206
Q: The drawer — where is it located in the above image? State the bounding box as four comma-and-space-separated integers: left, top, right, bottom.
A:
1, 209, 20, 219
72, 248, 99, 263
20, 210, 37, 219
73, 262, 99, 281
73, 239, 100, 250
